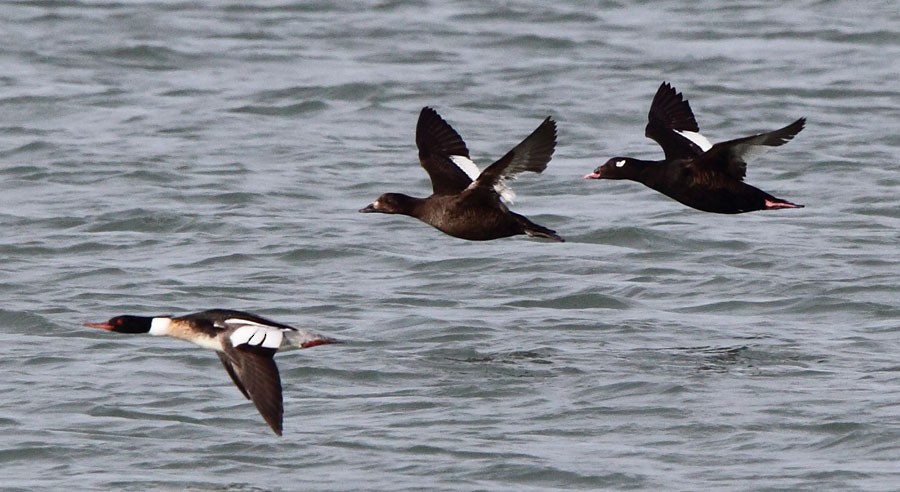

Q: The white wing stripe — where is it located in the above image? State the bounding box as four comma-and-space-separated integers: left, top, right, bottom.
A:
448, 155, 480, 180
674, 130, 713, 152
224, 318, 272, 328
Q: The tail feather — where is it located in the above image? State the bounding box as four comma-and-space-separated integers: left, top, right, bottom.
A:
515, 213, 564, 242
526, 227, 565, 242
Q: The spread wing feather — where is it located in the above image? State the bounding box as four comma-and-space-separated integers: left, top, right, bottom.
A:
416, 107, 474, 195
473, 116, 557, 192
691, 118, 806, 181
645, 82, 706, 160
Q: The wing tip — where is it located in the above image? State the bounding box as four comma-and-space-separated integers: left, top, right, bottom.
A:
656, 80, 682, 101
416, 105, 469, 158
531, 115, 559, 167
268, 417, 284, 436
648, 81, 700, 133
775, 117, 807, 144
544, 115, 558, 147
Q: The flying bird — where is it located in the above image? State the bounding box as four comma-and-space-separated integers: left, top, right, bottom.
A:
585, 82, 805, 214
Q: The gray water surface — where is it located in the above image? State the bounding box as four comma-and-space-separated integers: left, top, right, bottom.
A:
2, 1, 899, 491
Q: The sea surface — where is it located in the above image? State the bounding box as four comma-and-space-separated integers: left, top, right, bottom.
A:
1, 1, 899, 491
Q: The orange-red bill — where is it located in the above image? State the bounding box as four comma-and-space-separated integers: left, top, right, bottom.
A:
83, 322, 113, 330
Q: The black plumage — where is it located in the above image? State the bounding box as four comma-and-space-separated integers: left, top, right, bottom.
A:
586, 82, 805, 214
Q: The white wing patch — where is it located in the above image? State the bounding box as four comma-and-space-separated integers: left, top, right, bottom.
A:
494, 179, 515, 203
227, 320, 284, 350
449, 155, 480, 181
449, 155, 516, 203
674, 130, 713, 152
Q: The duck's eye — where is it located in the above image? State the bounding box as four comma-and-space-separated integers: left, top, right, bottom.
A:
615, 160, 626, 168
116, 318, 124, 326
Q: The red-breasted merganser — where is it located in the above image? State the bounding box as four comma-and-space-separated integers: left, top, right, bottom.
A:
84, 309, 339, 436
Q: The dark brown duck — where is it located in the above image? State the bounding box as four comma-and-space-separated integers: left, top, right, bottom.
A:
361, 107, 563, 241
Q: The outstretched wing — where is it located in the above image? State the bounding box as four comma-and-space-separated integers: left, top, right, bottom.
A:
416, 107, 474, 195
218, 320, 288, 436
500, 116, 557, 179
219, 342, 284, 436
691, 118, 806, 181
473, 116, 557, 193
645, 82, 710, 160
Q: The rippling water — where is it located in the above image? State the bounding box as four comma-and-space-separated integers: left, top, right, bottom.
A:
2, 1, 899, 491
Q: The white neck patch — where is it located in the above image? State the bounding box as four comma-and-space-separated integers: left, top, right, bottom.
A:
674, 130, 713, 152
149, 317, 172, 337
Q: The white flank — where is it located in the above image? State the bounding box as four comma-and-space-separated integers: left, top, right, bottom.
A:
149, 317, 172, 336
674, 130, 713, 152
449, 155, 516, 203
229, 324, 284, 350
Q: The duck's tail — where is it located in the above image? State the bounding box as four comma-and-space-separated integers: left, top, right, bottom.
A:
515, 213, 564, 242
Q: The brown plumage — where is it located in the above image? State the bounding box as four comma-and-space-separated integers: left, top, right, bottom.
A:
361, 107, 563, 241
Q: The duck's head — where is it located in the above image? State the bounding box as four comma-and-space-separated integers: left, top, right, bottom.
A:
84, 315, 154, 334
584, 157, 636, 180
359, 193, 415, 215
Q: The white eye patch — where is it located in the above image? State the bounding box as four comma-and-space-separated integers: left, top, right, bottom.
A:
615, 159, 626, 168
